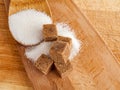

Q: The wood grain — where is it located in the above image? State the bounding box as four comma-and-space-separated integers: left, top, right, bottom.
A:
0, 1, 33, 90
73, 0, 120, 64
1, 0, 120, 90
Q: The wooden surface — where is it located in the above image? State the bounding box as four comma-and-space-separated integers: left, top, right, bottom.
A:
0, 0, 120, 90
8, 0, 74, 90
73, 0, 120, 63
9, 0, 52, 17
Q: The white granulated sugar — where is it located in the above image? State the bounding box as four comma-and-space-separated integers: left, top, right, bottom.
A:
25, 23, 81, 62
56, 23, 81, 60
9, 9, 52, 45
25, 42, 52, 62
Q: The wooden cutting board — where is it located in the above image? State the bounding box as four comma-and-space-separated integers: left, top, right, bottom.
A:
1, 0, 120, 90
73, 0, 120, 64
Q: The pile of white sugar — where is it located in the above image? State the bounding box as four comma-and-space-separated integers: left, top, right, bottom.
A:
25, 23, 81, 62
8, 9, 81, 62
25, 42, 52, 62
9, 9, 52, 45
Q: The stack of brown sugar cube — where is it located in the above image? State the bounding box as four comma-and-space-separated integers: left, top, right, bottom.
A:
34, 24, 73, 78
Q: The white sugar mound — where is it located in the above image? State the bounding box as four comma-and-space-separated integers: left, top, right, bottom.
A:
56, 23, 81, 60
25, 42, 52, 62
25, 23, 81, 62
9, 9, 52, 45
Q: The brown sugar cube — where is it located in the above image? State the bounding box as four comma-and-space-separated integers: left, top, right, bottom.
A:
57, 36, 72, 45
57, 36, 72, 48
54, 61, 73, 78
34, 54, 53, 75
49, 41, 70, 63
43, 24, 57, 41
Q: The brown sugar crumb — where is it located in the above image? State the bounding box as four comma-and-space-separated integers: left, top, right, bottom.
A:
49, 41, 70, 63
34, 54, 53, 75
54, 61, 73, 78
43, 24, 57, 41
